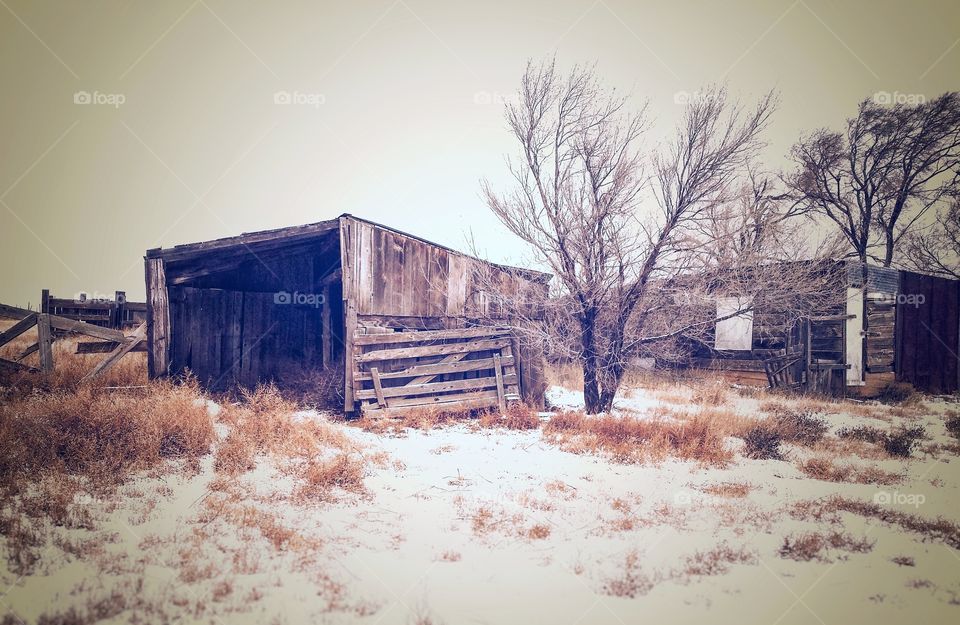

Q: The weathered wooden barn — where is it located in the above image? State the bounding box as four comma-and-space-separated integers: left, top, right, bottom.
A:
144, 214, 550, 415
688, 261, 960, 395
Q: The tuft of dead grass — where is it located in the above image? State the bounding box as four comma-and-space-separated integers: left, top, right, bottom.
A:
797, 457, 902, 485
543, 409, 733, 467
779, 531, 874, 562
702, 482, 753, 498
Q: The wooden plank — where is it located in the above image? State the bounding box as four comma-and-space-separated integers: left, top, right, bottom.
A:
145, 257, 171, 377
352, 326, 510, 346
0, 303, 33, 320
76, 341, 148, 354
356, 338, 511, 363
354, 374, 518, 401
47, 315, 126, 341
37, 314, 53, 373
409, 352, 468, 386
354, 355, 514, 382
370, 367, 387, 408
0, 313, 37, 348
493, 353, 506, 412
321, 284, 332, 368
16, 342, 39, 360
82, 323, 146, 381
340, 216, 357, 411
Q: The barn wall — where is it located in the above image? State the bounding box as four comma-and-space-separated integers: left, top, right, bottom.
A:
159, 235, 343, 389
896, 271, 960, 394
340, 216, 548, 410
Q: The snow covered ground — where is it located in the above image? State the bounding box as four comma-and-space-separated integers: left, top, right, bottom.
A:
3, 381, 959, 624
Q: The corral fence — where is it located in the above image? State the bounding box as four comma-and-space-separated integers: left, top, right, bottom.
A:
41, 289, 146, 330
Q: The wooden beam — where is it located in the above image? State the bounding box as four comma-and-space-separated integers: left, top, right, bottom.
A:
16, 342, 38, 360
0, 357, 38, 373
356, 338, 511, 363
340, 217, 357, 411
360, 390, 500, 416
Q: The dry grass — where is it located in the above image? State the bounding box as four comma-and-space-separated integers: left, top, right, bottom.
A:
837, 424, 927, 458
702, 482, 753, 498
678, 542, 757, 577
779, 531, 875, 562
602, 550, 657, 598
789, 496, 960, 551
542, 409, 734, 467
0, 377, 213, 505
797, 457, 902, 485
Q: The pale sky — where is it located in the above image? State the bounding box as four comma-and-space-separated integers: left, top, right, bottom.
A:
1, 0, 958, 306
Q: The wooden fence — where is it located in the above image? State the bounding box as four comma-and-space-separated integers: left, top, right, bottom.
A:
41, 289, 146, 330
0, 304, 145, 379
351, 327, 522, 416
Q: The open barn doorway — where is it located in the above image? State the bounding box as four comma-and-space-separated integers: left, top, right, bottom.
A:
146, 221, 345, 393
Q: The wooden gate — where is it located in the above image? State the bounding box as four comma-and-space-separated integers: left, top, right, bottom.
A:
351, 327, 521, 416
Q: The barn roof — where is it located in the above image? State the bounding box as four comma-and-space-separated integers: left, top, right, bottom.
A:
145, 213, 551, 282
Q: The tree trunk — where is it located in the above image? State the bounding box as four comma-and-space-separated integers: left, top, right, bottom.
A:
579, 312, 604, 414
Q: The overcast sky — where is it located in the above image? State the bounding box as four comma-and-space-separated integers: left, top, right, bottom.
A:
1, 0, 958, 306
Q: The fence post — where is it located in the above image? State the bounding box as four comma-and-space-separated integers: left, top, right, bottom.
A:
113, 290, 126, 329
37, 313, 54, 373
41, 289, 50, 314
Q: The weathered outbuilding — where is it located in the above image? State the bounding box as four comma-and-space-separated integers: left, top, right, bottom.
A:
688, 260, 960, 395
144, 214, 549, 414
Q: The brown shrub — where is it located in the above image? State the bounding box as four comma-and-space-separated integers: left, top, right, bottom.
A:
806, 496, 960, 550
602, 550, 656, 598
0, 378, 213, 501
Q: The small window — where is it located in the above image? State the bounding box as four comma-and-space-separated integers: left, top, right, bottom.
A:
714, 296, 754, 351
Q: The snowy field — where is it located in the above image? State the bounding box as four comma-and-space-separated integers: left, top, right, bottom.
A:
3, 380, 959, 625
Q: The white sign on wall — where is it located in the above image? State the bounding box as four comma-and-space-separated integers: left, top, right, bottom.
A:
715, 296, 754, 351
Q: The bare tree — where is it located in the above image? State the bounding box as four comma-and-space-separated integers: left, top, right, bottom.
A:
786, 93, 960, 266
482, 61, 783, 413
903, 199, 960, 279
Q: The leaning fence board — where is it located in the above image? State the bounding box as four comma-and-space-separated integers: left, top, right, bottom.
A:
0, 357, 37, 373
48, 316, 126, 342
0, 303, 33, 320
354, 355, 514, 382
370, 367, 387, 408
356, 338, 511, 363
82, 323, 147, 381
0, 313, 38, 348
355, 374, 518, 401
353, 327, 510, 346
